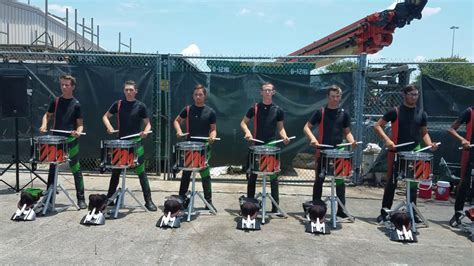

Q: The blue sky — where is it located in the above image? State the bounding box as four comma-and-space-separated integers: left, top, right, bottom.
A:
23, 0, 473, 61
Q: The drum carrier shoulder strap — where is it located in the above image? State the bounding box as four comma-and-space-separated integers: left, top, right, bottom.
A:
117, 100, 122, 132
460, 107, 474, 181
52, 97, 60, 129
315, 107, 325, 159
391, 107, 399, 145
253, 103, 258, 144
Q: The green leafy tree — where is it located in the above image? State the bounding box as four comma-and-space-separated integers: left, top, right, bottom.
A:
418, 57, 474, 87
323, 60, 358, 73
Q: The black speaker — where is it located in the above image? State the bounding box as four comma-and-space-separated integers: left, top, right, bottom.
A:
0, 75, 29, 118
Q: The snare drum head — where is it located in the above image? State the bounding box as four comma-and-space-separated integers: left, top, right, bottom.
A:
321, 149, 353, 158
177, 141, 205, 151
34, 135, 67, 144
249, 145, 280, 154
103, 139, 136, 148
398, 151, 433, 160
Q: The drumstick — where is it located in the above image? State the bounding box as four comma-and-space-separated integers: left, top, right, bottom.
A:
111, 130, 119, 133
267, 136, 296, 145
50, 129, 86, 135
248, 137, 264, 144
458, 144, 474, 150
416, 142, 441, 152
336, 141, 363, 147
180, 133, 190, 137
120, 130, 153, 139
316, 144, 334, 148
385, 141, 415, 150
191, 136, 221, 141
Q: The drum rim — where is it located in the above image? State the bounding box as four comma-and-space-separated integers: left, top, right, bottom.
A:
34, 135, 67, 143
103, 139, 136, 147
249, 145, 281, 153
398, 151, 433, 158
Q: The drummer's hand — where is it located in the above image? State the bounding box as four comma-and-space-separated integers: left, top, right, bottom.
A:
176, 131, 185, 138
461, 139, 471, 149
208, 136, 215, 145
71, 130, 81, 138
106, 127, 116, 135
385, 140, 395, 150
283, 136, 290, 145
140, 131, 149, 139
351, 141, 358, 149
39, 125, 47, 134
244, 132, 252, 141
429, 142, 439, 151
310, 139, 319, 147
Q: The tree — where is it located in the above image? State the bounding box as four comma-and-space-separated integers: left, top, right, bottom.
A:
418, 57, 474, 87
322, 60, 358, 73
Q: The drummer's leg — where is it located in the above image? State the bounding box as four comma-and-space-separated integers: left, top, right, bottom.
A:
134, 143, 153, 202
200, 145, 212, 203
312, 156, 324, 201
47, 163, 56, 189
270, 173, 279, 211
179, 171, 192, 196
67, 137, 85, 202
381, 155, 397, 210
247, 173, 257, 198
106, 169, 122, 198
454, 162, 472, 212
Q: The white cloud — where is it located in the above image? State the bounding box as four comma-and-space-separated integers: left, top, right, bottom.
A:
47, 4, 72, 16
422, 7, 441, 17
181, 44, 201, 56
284, 19, 295, 28
414, 55, 426, 62
386, 0, 397, 10
256, 12, 265, 17
238, 8, 250, 16
119, 1, 140, 9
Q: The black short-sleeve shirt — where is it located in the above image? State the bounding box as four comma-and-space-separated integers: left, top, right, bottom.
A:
308, 107, 350, 147
108, 99, 148, 138
245, 102, 284, 143
47, 97, 82, 135
382, 105, 427, 151
456, 107, 474, 144
179, 104, 216, 141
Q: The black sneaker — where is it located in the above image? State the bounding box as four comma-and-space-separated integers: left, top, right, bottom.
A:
205, 202, 217, 212
449, 212, 463, 228
414, 213, 423, 224
145, 200, 157, 212
337, 210, 349, 219
377, 209, 389, 223
77, 199, 87, 210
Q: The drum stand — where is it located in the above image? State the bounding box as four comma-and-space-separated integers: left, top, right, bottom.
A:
324, 175, 355, 229
256, 174, 287, 224
108, 167, 148, 219
40, 162, 79, 215
185, 169, 217, 222
390, 179, 429, 234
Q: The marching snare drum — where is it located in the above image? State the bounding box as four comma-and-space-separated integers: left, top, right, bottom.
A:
320, 149, 353, 178
102, 140, 138, 169
31, 135, 68, 164
176, 141, 206, 171
397, 151, 432, 181
248, 146, 281, 175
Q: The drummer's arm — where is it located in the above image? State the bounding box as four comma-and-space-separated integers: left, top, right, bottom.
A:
277, 121, 290, 144
421, 126, 437, 150
102, 112, 115, 134
373, 118, 394, 149
140, 118, 151, 138
448, 121, 468, 144
344, 128, 355, 143
240, 116, 252, 140
174, 116, 185, 137
208, 124, 217, 144
72, 118, 84, 138
303, 122, 318, 146
39, 112, 52, 133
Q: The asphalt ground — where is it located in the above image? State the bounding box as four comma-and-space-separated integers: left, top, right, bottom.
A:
0, 171, 473, 265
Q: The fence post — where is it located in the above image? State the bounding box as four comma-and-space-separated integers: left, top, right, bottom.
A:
155, 53, 162, 176
353, 53, 368, 185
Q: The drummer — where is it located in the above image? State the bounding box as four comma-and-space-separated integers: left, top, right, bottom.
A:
447, 106, 474, 227
373, 84, 438, 223
240, 82, 290, 214
102, 80, 157, 211
39, 75, 87, 209
303, 85, 357, 218
173, 84, 217, 211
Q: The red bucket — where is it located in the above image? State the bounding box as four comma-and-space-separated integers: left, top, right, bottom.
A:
435, 181, 450, 201
418, 181, 432, 199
